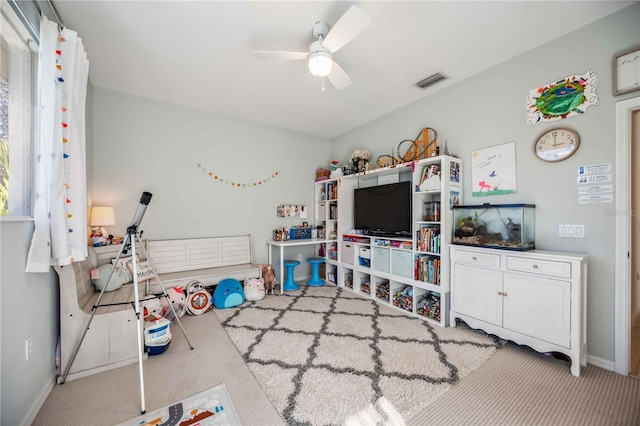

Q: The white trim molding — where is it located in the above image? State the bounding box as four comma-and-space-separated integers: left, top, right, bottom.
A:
614, 96, 640, 376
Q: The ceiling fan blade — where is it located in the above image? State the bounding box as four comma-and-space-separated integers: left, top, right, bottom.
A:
321, 5, 371, 54
327, 61, 352, 90
254, 51, 308, 61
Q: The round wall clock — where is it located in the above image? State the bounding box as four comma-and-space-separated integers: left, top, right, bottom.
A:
534, 127, 580, 162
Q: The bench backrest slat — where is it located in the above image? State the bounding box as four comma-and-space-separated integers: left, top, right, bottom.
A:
147, 235, 253, 275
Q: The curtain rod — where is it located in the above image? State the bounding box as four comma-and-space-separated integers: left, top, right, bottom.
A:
30, 0, 64, 28
45, 0, 64, 28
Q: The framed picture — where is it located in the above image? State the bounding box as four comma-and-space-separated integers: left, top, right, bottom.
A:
613, 45, 640, 96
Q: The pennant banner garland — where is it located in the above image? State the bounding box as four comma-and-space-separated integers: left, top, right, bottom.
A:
194, 158, 279, 188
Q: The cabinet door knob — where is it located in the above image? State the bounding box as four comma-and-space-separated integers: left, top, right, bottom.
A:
503, 292, 508, 296
532, 264, 538, 269
498, 291, 503, 296
472, 256, 477, 261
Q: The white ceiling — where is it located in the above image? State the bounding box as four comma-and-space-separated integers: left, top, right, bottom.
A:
54, 1, 634, 139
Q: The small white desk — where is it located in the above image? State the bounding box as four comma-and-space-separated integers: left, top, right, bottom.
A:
266, 239, 335, 294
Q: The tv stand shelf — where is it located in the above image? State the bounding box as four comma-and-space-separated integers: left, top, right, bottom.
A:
316, 156, 463, 326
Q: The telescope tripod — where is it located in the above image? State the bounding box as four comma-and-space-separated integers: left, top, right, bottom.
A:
61, 224, 194, 414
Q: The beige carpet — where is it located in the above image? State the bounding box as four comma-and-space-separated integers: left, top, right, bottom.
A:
32, 312, 285, 426
33, 285, 640, 426
409, 342, 640, 426
214, 285, 502, 425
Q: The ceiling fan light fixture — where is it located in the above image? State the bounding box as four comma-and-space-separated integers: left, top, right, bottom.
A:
308, 41, 333, 77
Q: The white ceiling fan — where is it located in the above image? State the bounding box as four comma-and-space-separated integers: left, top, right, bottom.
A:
254, 5, 371, 90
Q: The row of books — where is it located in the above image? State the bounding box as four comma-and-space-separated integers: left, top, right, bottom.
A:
326, 182, 338, 200
415, 256, 440, 285
416, 226, 440, 253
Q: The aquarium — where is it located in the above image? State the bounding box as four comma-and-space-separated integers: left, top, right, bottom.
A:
452, 203, 535, 250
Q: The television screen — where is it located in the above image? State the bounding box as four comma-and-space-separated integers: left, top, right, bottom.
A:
354, 181, 412, 237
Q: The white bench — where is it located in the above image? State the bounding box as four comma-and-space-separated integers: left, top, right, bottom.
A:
146, 236, 260, 293
55, 235, 259, 382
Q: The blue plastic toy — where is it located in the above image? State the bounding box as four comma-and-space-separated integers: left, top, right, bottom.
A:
213, 278, 245, 309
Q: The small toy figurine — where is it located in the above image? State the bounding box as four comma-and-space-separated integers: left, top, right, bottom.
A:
262, 264, 276, 295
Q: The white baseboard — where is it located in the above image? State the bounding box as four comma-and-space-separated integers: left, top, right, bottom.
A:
20, 375, 56, 426
587, 354, 615, 372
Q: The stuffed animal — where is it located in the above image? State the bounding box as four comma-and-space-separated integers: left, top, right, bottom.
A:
244, 277, 265, 301
142, 296, 163, 318
213, 278, 244, 309
262, 264, 276, 295
161, 287, 187, 321
185, 281, 212, 315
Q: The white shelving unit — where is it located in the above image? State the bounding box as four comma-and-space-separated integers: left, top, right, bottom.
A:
314, 178, 339, 285
324, 155, 463, 326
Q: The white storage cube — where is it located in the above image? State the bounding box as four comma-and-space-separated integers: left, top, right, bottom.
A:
391, 250, 413, 279
317, 202, 327, 220
359, 247, 371, 259
372, 247, 390, 273
341, 242, 355, 265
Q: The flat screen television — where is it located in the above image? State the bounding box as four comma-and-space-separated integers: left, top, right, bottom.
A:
354, 181, 412, 237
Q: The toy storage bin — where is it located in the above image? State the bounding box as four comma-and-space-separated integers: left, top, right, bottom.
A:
359, 247, 371, 267
341, 242, 355, 264
392, 285, 413, 313
344, 271, 353, 289
317, 202, 327, 220
375, 279, 390, 302
415, 289, 441, 322
360, 275, 371, 294
390, 250, 413, 279
371, 247, 390, 273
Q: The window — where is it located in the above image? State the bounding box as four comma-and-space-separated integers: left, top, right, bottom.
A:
0, 6, 36, 217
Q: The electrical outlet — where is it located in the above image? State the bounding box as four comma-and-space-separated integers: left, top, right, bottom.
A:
297, 254, 304, 262
25, 336, 33, 362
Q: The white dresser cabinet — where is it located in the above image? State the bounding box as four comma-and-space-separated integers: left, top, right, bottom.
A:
450, 246, 588, 376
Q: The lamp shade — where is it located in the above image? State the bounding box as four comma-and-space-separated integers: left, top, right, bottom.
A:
308, 50, 333, 77
90, 206, 115, 226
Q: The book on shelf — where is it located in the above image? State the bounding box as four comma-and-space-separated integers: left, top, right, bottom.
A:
416, 225, 440, 253
414, 256, 440, 285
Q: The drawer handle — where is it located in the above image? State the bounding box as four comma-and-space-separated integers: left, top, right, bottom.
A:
472, 256, 477, 261
532, 264, 538, 269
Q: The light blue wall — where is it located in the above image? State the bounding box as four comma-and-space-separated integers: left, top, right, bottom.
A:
330, 3, 640, 362
0, 220, 58, 425
90, 87, 332, 265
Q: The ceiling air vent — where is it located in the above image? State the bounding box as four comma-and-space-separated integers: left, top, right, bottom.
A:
415, 72, 447, 90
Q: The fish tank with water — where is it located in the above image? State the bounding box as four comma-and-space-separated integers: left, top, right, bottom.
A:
452, 203, 535, 251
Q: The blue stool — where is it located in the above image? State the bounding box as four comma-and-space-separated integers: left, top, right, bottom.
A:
283, 260, 301, 291
307, 258, 325, 286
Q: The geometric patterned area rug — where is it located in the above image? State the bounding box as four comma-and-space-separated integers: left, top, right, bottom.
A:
214, 285, 503, 425
116, 383, 241, 426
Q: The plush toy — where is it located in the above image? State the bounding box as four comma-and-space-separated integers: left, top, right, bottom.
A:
185, 281, 212, 315
142, 296, 163, 318
90, 228, 109, 247
213, 278, 245, 309
262, 264, 276, 295
244, 277, 265, 301
161, 287, 187, 321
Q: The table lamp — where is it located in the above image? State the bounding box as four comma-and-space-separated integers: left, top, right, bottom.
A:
90, 206, 115, 245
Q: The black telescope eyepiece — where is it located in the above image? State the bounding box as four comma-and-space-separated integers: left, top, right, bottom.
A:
139, 192, 152, 205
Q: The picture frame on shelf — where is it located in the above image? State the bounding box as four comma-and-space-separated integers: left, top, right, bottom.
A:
613, 45, 640, 96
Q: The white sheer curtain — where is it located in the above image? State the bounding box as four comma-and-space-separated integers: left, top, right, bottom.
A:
26, 17, 89, 272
